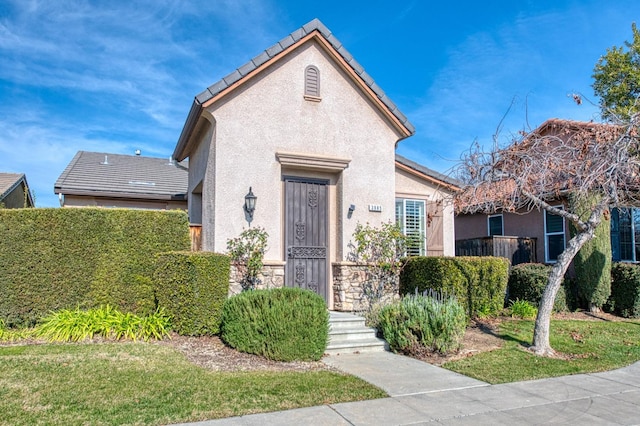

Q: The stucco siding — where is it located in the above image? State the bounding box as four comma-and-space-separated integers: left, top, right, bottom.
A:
205, 40, 399, 260
62, 195, 186, 210
188, 121, 216, 250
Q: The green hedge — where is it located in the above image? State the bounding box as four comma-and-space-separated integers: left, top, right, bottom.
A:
507, 263, 568, 312
0, 208, 190, 327
154, 252, 230, 335
400, 256, 509, 317
221, 288, 328, 361
569, 193, 612, 310
609, 263, 640, 318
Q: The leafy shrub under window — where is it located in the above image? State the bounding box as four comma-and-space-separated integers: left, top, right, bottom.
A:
507, 263, 568, 312
220, 288, 328, 361
378, 294, 467, 355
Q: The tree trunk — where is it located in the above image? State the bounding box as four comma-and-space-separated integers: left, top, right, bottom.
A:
531, 227, 597, 356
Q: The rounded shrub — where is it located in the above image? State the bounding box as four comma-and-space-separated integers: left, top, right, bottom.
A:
221, 288, 329, 361
507, 263, 568, 312
378, 294, 467, 355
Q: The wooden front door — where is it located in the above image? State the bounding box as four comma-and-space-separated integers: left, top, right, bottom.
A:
284, 178, 328, 302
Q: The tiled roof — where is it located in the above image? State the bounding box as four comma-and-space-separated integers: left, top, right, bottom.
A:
0, 173, 26, 200
395, 154, 461, 189
174, 18, 414, 160
54, 151, 188, 200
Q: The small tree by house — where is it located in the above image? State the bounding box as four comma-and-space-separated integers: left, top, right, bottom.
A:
349, 221, 407, 310
455, 116, 640, 356
227, 227, 268, 291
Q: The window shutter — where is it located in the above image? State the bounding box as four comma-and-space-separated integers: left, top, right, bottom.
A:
426, 200, 444, 256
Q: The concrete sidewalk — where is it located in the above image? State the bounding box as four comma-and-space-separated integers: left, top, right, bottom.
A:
174, 352, 640, 425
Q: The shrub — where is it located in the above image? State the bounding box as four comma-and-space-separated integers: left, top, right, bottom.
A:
509, 299, 538, 319
154, 252, 230, 336
609, 263, 640, 318
507, 263, 568, 312
227, 227, 269, 291
221, 288, 328, 361
33, 306, 171, 342
378, 294, 467, 355
569, 193, 612, 311
400, 256, 509, 317
0, 208, 190, 327
349, 221, 407, 309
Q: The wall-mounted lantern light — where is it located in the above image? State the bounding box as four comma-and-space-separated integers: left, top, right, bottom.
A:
347, 204, 356, 219
244, 187, 257, 224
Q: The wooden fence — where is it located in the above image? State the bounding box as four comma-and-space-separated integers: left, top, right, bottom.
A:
455, 236, 536, 265
190, 225, 202, 251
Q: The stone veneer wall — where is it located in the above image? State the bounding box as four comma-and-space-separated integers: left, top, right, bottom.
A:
228, 261, 285, 296
332, 262, 370, 312
332, 262, 400, 312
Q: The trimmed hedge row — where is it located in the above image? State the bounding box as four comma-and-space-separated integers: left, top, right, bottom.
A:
507, 263, 568, 312
221, 288, 329, 361
155, 252, 230, 335
400, 256, 509, 317
0, 208, 190, 327
609, 263, 640, 318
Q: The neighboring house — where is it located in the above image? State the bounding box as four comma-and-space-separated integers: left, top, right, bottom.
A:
55, 151, 188, 210
0, 173, 34, 208
455, 118, 625, 265
172, 18, 456, 310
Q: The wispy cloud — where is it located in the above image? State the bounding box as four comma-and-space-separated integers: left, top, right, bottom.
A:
0, 0, 283, 206
397, 3, 613, 176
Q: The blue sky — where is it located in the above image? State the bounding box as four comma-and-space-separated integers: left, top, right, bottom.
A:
1, 0, 638, 207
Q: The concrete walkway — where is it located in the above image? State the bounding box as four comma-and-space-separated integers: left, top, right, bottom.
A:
174, 352, 640, 425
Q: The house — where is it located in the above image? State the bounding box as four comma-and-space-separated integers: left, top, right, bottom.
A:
54, 151, 188, 210
0, 173, 34, 208
455, 118, 631, 265
172, 18, 457, 310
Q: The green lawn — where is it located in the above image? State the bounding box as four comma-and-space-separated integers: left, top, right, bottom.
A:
444, 319, 640, 384
0, 342, 385, 426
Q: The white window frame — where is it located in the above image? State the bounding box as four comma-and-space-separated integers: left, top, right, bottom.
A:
544, 206, 566, 263
395, 198, 427, 256
487, 214, 504, 236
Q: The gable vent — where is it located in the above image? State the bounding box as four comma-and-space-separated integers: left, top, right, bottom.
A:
304, 65, 321, 101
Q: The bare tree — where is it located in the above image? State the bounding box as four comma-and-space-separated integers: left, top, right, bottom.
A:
455, 115, 640, 356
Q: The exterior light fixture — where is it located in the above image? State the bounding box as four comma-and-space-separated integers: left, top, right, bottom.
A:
348, 204, 355, 219
244, 187, 257, 224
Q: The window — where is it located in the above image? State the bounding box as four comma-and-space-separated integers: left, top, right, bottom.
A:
544, 207, 565, 263
304, 65, 320, 99
488, 214, 503, 236
611, 207, 640, 261
396, 199, 426, 256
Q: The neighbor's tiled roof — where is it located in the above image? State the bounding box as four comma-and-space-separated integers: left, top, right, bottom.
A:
174, 18, 414, 160
0, 173, 26, 200
54, 151, 188, 200
395, 154, 461, 190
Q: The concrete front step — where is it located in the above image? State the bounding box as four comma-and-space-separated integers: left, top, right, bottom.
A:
326, 311, 388, 354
